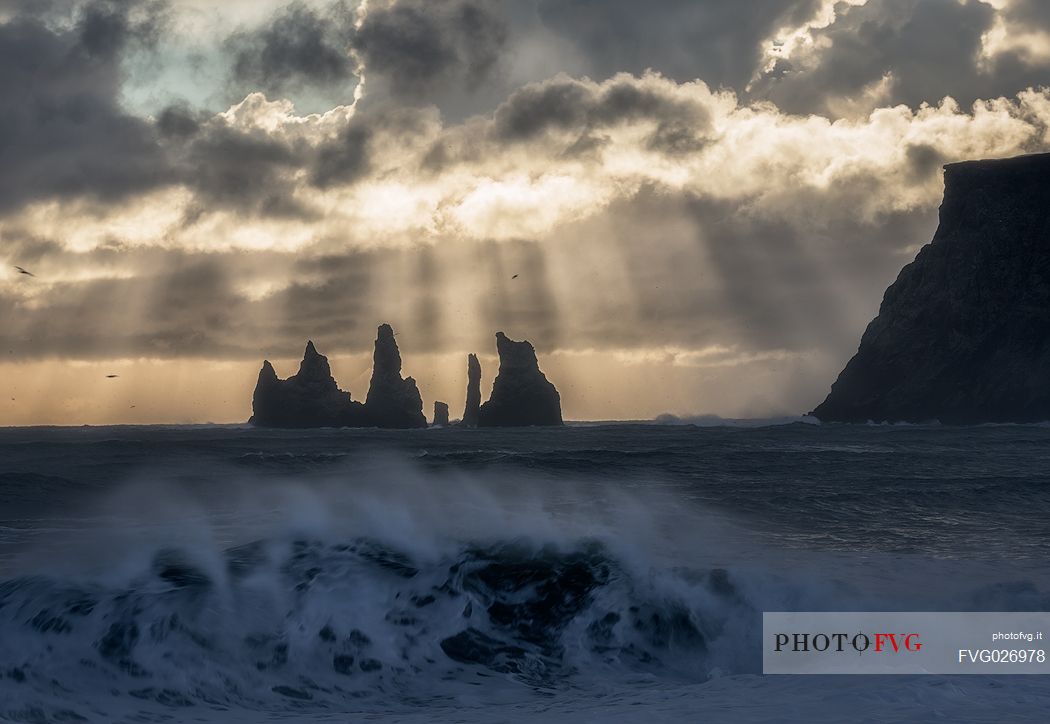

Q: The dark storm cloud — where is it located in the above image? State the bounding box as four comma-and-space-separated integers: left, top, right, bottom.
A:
78, 0, 167, 57
904, 143, 947, 183
354, 0, 507, 96
311, 123, 372, 188
174, 120, 308, 219
0, 0, 131, 23
978, 0, 1050, 90
150, 101, 442, 221
493, 79, 591, 139
535, 0, 820, 90
0, 0, 457, 218
154, 100, 443, 217
491, 75, 711, 153
312, 105, 437, 187
225, 1, 357, 99
4, 0, 1050, 390
155, 103, 202, 139
1000, 0, 1050, 30
0, 0, 172, 212
756, 0, 1050, 116
155, 106, 423, 219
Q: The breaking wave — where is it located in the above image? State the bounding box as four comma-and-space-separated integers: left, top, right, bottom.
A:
2, 454, 1049, 722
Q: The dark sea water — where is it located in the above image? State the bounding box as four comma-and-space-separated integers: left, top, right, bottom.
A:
2, 421, 1050, 723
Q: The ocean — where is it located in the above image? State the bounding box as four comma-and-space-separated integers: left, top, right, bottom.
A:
2, 421, 1050, 723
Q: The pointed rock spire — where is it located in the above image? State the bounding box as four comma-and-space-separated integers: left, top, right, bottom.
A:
364, 324, 426, 428
258, 359, 278, 384
296, 340, 332, 383
478, 332, 562, 427
370, 325, 402, 380
462, 353, 481, 427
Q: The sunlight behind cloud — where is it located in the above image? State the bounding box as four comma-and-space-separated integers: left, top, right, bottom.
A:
5, 0, 1050, 423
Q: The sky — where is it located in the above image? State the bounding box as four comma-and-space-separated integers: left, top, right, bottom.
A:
3, 0, 1050, 425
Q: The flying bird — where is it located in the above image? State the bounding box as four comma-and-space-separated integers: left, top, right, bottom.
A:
13, 266, 34, 277
511, 274, 519, 279
105, 374, 119, 378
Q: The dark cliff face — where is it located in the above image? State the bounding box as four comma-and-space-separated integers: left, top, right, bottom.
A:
364, 324, 427, 429
251, 341, 365, 428
813, 152, 1050, 424
478, 332, 562, 427
461, 354, 481, 427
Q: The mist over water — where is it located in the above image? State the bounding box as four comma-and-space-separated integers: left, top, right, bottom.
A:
2, 423, 1050, 722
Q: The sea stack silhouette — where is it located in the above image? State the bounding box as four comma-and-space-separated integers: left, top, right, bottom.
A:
251, 327, 563, 428
432, 401, 450, 427
250, 341, 366, 428
813, 152, 1050, 424
364, 324, 427, 428
251, 324, 425, 429
478, 332, 563, 427
461, 354, 481, 427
